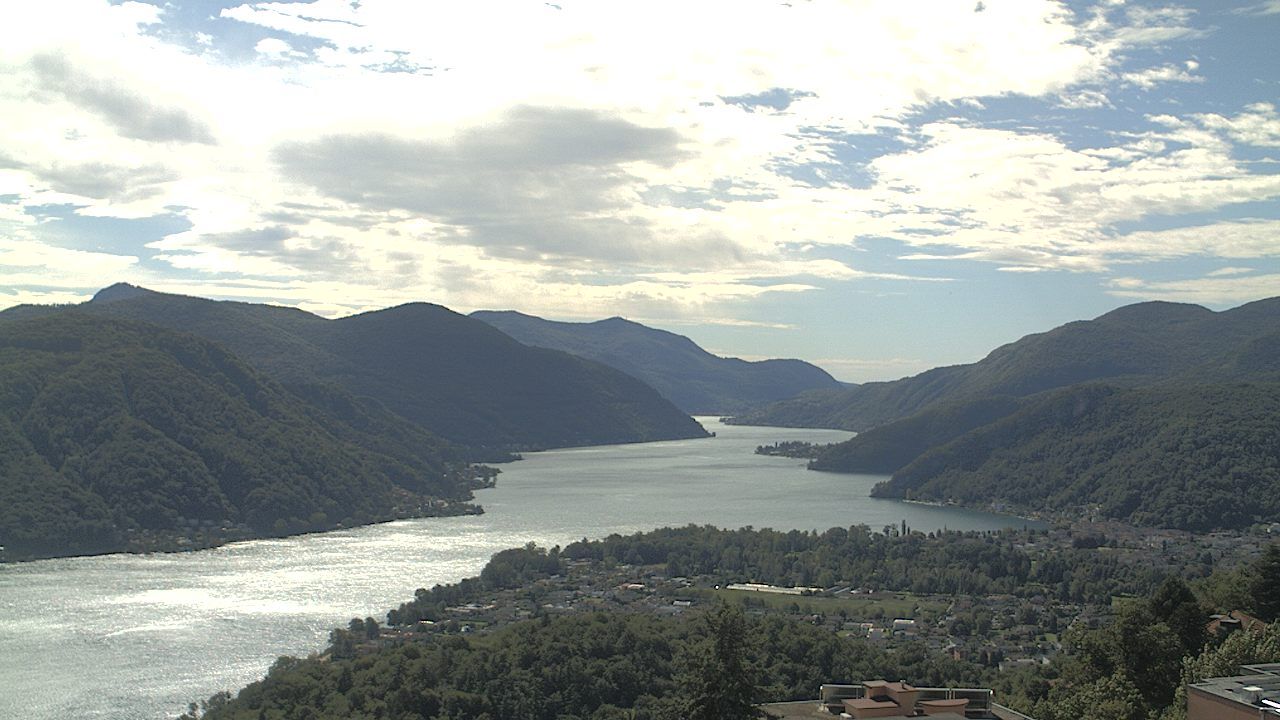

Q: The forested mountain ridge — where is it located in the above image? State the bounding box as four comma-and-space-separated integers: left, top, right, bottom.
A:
0, 312, 481, 561
3, 284, 709, 451
472, 310, 841, 413
868, 382, 1280, 531
808, 395, 1023, 474
731, 297, 1280, 431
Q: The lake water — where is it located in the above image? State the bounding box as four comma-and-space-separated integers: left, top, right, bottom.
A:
0, 418, 1038, 720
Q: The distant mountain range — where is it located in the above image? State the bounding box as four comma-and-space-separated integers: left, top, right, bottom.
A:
0, 312, 477, 560
30, 284, 709, 452
735, 298, 1280, 431
0, 285, 719, 559
778, 298, 1280, 531
472, 310, 840, 414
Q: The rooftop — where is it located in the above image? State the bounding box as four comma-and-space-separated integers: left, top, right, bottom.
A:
761, 681, 1035, 720
1189, 664, 1280, 717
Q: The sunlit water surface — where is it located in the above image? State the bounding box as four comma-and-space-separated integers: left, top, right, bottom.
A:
0, 418, 1039, 719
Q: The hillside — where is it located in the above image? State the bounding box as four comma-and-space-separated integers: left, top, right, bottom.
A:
731, 297, 1280, 431
808, 395, 1022, 474
870, 382, 1280, 531
0, 312, 478, 561
472, 310, 840, 413
26, 284, 709, 451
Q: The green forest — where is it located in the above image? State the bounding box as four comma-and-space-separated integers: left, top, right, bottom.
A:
183, 528, 1280, 720
385, 524, 1184, 627
0, 312, 481, 560
191, 605, 986, 720
871, 382, 1280, 531
809, 395, 1022, 474
59, 284, 708, 451
997, 546, 1280, 720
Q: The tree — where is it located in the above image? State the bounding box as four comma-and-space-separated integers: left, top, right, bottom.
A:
677, 603, 763, 720
1149, 576, 1207, 656
1061, 602, 1184, 708
1163, 621, 1280, 720
1044, 672, 1147, 720
1251, 542, 1280, 622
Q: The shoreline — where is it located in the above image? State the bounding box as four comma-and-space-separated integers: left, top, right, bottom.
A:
0, 500, 484, 565
896, 497, 1051, 526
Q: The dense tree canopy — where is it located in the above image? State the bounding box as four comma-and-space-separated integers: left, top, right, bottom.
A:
872, 382, 1280, 531
388, 525, 1187, 629
57, 284, 708, 451
0, 312, 474, 560
1251, 542, 1280, 622
195, 607, 984, 720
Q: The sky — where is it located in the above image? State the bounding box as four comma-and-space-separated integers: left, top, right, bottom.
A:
1, 0, 1278, 383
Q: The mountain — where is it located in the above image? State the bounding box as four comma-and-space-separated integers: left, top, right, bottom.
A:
868, 382, 1280, 532
808, 395, 1022, 474
471, 310, 841, 413
732, 298, 1280, 431
0, 312, 477, 561
34, 284, 709, 451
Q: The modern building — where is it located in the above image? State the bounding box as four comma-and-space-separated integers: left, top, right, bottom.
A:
1187, 663, 1280, 719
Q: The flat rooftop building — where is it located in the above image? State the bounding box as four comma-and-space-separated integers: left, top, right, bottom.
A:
761, 681, 1037, 719
1188, 663, 1280, 719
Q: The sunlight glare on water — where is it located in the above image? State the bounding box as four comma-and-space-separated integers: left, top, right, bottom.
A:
0, 419, 1038, 719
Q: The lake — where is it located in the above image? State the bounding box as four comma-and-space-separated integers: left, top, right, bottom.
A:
0, 418, 1039, 719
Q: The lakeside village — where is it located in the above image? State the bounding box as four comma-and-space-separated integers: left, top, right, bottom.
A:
338, 519, 1275, 688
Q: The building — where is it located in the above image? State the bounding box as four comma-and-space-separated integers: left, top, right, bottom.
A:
1208, 610, 1268, 639
761, 680, 1037, 719
1187, 663, 1280, 719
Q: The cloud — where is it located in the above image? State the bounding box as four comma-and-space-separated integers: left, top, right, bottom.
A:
254, 38, 298, 58
28, 52, 216, 145
841, 111, 1280, 271
0, 288, 93, 312
1106, 219, 1280, 261
1238, 1, 1280, 16
1206, 266, 1255, 277
1109, 4, 1205, 45
2, 0, 1278, 330
0, 238, 139, 288
0, 154, 179, 203
272, 105, 699, 264
1107, 272, 1280, 305
1190, 103, 1280, 148
154, 224, 366, 276
1122, 62, 1202, 90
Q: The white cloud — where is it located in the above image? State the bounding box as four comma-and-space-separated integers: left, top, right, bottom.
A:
837, 111, 1280, 271
0, 288, 92, 312
1239, 1, 1280, 15
1107, 272, 1280, 305
1192, 103, 1280, 147
1122, 62, 1203, 89
254, 38, 297, 58
0, 0, 1277, 324
0, 238, 139, 287
1107, 219, 1280, 260
1206, 266, 1255, 277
